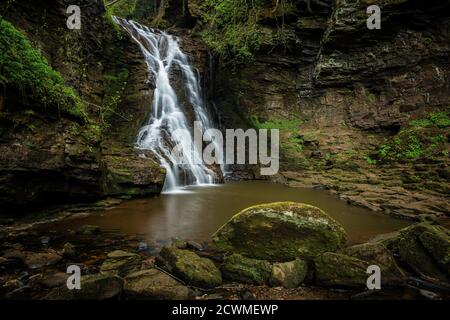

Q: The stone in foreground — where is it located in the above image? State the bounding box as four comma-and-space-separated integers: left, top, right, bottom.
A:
269, 259, 308, 289
100, 250, 142, 276
213, 202, 347, 261
156, 246, 222, 289
45, 274, 124, 300
221, 254, 272, 285
124, 269, 190, 300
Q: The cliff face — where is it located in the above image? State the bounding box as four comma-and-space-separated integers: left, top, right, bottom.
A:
0, 0, 164, 210
207, 0, 450, 217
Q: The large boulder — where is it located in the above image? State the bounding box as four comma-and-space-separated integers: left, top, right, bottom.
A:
100, 250, 142, 276
213, 202, 347, 262
124, 269, 190, 300
381, 223, 450, 282
156, 246, 222, 289
269, 259, 308, 289
342, 242, 406, 285
315, 252, 369, 288
221, 254, 272, 285
45, 274, 124, 300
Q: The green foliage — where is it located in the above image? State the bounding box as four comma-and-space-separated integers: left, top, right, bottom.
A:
0, 19, 86, 120
105, 0, 137, 19
101, 68, 129, 125
375, 110, 449, 162
364, 155, 377, 165
201, 0, 289, 64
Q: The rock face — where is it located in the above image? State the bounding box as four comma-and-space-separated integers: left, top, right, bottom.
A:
213, 202, 347, 262
0, 0, 164, 210
100, 250, 142, 276
45, 274, 124, 300
156, 246, 222, 289
124, 269, 190, 300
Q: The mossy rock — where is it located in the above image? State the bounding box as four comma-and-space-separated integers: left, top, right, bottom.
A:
315, 252, 369, 288
342, 242, 406, 285
221, 254, 272, 285
124, 269, 190, 300
44, 274, 124, 300
213, 202, 347, 262
156, 246, 222, 289
100, 250, 142, 276
269, 259, 308, 289
392, 223, 450, 281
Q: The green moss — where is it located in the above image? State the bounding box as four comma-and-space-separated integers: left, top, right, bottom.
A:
105, 0, 137, 19
222, 253, 272, 285
0, 19, 86, 121
101, 68, 129, 125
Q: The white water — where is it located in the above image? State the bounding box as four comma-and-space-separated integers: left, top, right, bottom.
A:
114, 18, 220, 192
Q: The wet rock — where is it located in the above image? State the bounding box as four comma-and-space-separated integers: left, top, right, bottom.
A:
136, 242, 148, 253
77, 225, 100, 235
24, 251, 62, 269
213, 202, 347, 262
45, 274, 124, 300
100, 250, 142, 276
187, 240, 203, 251
62, 243, 76, 260
124, 269, 190, 300
221, 254, 272, 285
269, 259, 308, 289
315, 252, 369, 288
342, 242, 406, 285
39, 236, 50, 245
40, 272, 68, 288
418, 225, 450, 274
156, 246, 222, 289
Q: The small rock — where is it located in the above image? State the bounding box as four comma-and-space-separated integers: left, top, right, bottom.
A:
100, 250, 142, 276
187, 240, 203, 251
136, 242, 148, 253
77, 225, 100, 235
269, 259, 308, 289
40, 272, 68, 288
40, 236, 50, 245
221, 254, 272, 285
124, 269, 190, 300
45, 273, 124, 300
156, 246, 222, 289
419, 289, 440, 300
24, 251, 62, 269
62, 243, 76, 259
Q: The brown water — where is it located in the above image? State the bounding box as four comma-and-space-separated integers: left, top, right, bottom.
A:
46, 181, 410, 244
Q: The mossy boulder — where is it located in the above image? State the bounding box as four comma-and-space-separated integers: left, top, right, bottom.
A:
124, 269, 190, 300
315, 252, 369, 288
156, 246, 222, 289
100, 250, 142, 276
221, 254, 272, 285
45, 274, 124, 300
342, 242, 406, 285
269, 259, 308, 289
386, 223, 450, 281
213, 202, 347, 262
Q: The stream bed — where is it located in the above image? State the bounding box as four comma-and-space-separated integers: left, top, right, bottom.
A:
45, 181, 410, 244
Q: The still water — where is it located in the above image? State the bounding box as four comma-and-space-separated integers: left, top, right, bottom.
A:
47, 181, 410, 244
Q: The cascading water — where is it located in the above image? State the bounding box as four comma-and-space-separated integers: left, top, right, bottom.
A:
114, 18, 220, 192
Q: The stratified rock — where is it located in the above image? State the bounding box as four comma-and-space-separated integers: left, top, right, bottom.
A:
45, 274, 124, 300
77, 225, 100, 235
221, 254, 272, 285
342, 242, 406, 285
315, 252, 368, 288
269, 259, 308, 289
100, 250, 142, 276
156, 246, 222, 289
213, 202, 347, 262
24, 251, 62, 269
124, 269, 190, 300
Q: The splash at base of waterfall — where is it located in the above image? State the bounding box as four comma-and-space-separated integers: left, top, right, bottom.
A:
114, 17, 221, 192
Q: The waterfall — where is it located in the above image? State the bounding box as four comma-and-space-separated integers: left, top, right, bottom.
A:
114, 18, 220, 192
